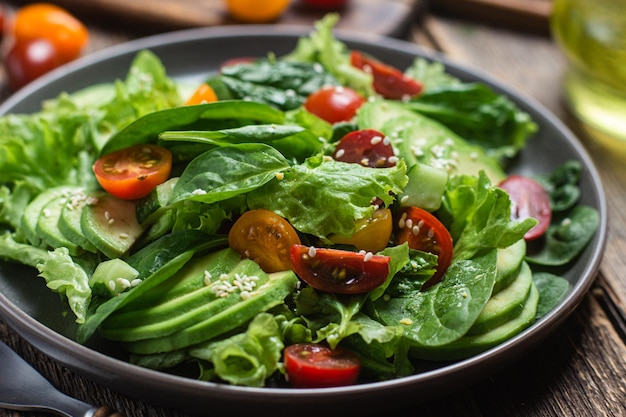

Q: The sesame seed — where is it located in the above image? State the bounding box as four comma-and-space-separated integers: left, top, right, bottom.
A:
401, 195, 409, 204
335, 149, 345, 158
308, 246, 317, 258
370, 136, 383, 145
388, 156, 399, 164
363, 252, 374, 262
561, 218, 572, 226
42, 208, 52, 218
192, 189, 207, 195
130, 279, 142, 287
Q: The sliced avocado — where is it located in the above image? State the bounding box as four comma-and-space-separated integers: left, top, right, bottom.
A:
468, 261, 533, 335
408, 281, 539, 361
494, 239, 527, 294
119, 269, 299, 354
357, 101, 506, 184
81, 191, 145, 259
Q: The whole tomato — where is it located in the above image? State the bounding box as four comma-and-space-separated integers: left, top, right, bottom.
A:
4, 38, 64, 90
12, 3, 89, 62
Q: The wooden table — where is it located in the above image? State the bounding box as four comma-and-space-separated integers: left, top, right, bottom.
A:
1, 1, 625, 416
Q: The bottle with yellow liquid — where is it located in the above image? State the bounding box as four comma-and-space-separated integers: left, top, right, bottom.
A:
551, 0, 626, 145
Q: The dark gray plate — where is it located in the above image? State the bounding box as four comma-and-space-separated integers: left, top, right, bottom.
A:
0, 26, 607, 417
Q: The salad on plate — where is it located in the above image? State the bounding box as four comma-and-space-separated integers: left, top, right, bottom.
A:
0, 15, 599, 388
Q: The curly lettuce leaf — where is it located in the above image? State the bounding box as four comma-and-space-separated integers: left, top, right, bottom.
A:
247, 156, 407, 238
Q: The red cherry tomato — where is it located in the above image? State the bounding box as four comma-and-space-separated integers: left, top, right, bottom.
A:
498, 175, 552, 241
350, 51, 422, 100
228, 209, 302, 273
304, 85, 366, 124
4, 38, 63, 91
12, 3, 89, 63
395, 206, 453, 289
93, 144, 173, 200
332, 129, 396, 168
290, 244, 390, 294
284, 343, 361, 388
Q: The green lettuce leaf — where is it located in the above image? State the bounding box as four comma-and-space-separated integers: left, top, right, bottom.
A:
247, 157, 407, 238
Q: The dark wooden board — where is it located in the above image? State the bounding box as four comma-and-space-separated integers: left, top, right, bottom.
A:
10, 0, 424, 37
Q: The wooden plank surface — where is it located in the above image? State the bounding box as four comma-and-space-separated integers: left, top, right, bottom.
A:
10, 0, 423, 37
430, 0, 553, 34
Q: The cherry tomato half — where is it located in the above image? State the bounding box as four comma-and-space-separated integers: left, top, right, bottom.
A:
228, 209, 302, 273
304, 86, 366, 124
93, 144, 172, 200
290, 244, 390, 294
284, 343, 361, 388
332, 129, 396, 168
350, 51, 422, 100
395, 206, 453, 289
12, 3, 89, 63
185, 83, 218, 105
329, 208, 393, 253
3, 38, 63, 91
226, 0, 290, 23
498, 175, 552, 241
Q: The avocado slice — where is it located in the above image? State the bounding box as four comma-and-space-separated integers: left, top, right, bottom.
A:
357, 101, 506, 184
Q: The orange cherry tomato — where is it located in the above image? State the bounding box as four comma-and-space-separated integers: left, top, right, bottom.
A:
228, 209, 302, 273
226, 0, 290, 23
12, 3, 89, 62
284, 343, 361, 388
330, 208, 393, 253
93, 144, 173, 200
185, 83, 218, 105
395, 206, 453, 290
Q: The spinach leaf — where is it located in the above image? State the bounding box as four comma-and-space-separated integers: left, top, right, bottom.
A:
170, 143, 291, 205
374, 249, 497, 347
406, 82, 537, 161
534, 160, 582, 212
211, 60, 338, 111
159, 123, 325, 163
526, 205, 599, 266
100, 100, 284, 155
533, 272, 570, 319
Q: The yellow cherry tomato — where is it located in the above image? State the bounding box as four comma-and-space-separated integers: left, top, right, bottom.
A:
12, 3, 89, 63
225, 0, 291, 23
329, 208, 393, 253
185, 83, 218, 105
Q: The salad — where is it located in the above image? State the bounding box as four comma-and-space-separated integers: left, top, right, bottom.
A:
0, 15, 599, 388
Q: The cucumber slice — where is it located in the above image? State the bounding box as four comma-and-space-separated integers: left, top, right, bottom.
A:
37, 194, 82, 255
494, 239, 527, 294
81, 192, 145, 259
135, 177, 179, 225
21, 186, 76, 246
398, 163, 448, 212
468, 261, 533, 335
58, 189, 98, 253
89, 258, 141, 297
409, 282, 539, 361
